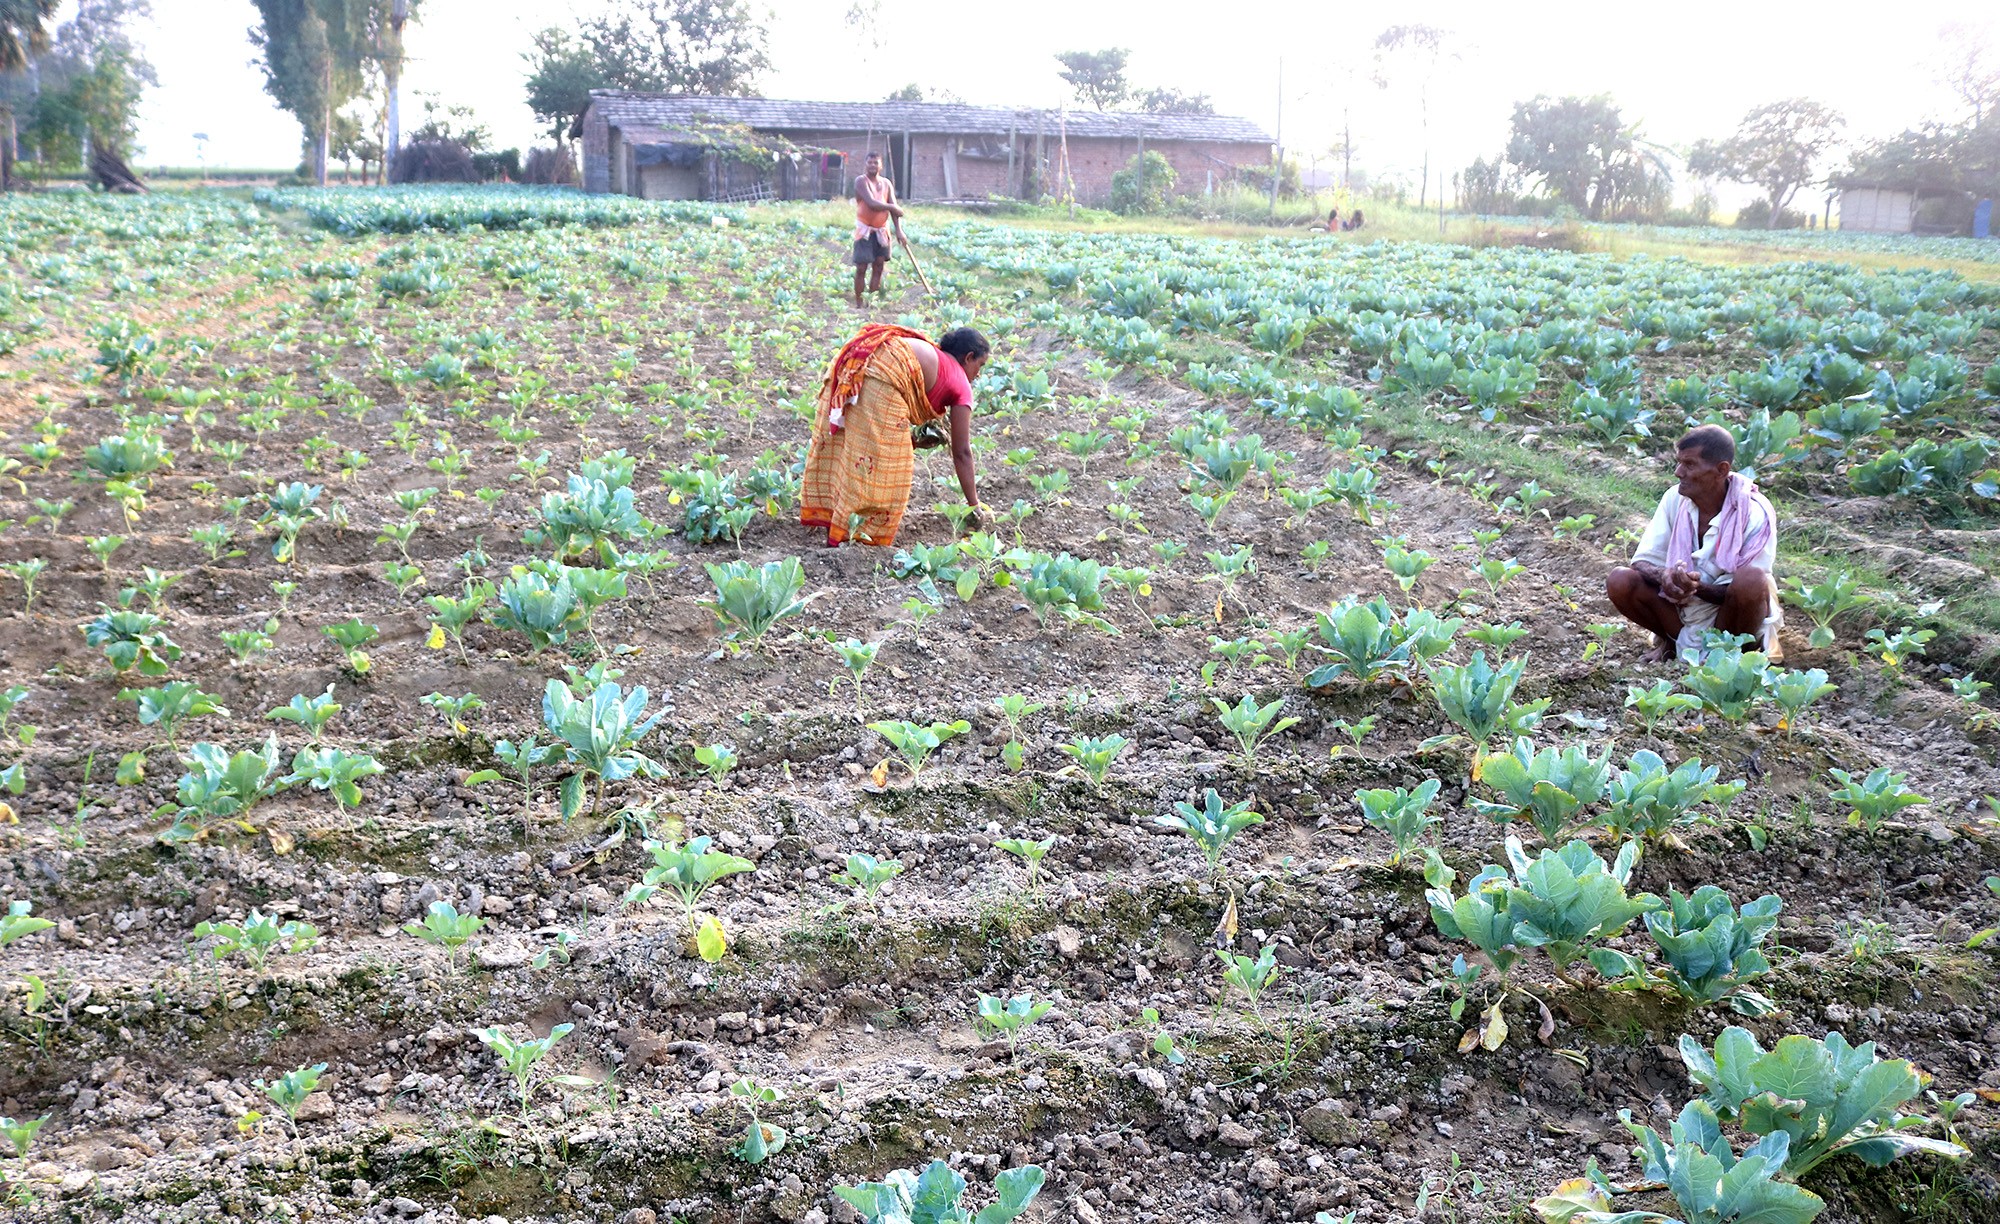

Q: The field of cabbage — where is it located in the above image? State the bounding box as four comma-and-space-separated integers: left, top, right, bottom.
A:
1, 186, 1999, 1224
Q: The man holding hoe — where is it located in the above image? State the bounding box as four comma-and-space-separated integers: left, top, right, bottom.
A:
1605, 424, 1782, 662
852, 151, 904, 307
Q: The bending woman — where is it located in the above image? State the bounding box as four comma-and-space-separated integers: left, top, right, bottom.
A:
800, 324, 990, 547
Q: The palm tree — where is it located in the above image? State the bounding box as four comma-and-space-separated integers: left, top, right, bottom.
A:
0, 0, 57, 189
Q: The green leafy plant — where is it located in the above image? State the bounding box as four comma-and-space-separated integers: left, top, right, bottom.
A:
1211, 693, 1299, 768
868, 718, 971, 779
402, 899, 486, 970
996, 835, 1056, 890
1781, 572, 1869, 649
1472, 739, 1614, 843
1217, 944, 1281, 1011
473, 1023, 596, 1117
491, 568, 579, 655
829, 638, 879, 717
702, 557, 809, 647
81, 606, 182, 676
729, 1078, 788, 1164
0, 1113, 48, 1159
283, 745, 383, 810
1356, 779, 1442, 866
541, 678, 665, 821
1864, 625, 1934, 672
693, 743, 738, 782
1158, 788, 1263, 875
994, 693, 1043, 771
1599, 751, 1743, 843
420, 691, 485, 736
1540, 1102, 1824, 1224
833, 852, 903, 906
254, 1062, 326, 1138
155, 737, 283, 845
1427, 652, 1546, 776
975, 993, 1053, 1053
268, 685, 341, 744
1682, 644, 1772, 722
321, 617, 380, 675
1428, 837, 1659, 994
1, 900, 53, 946
1765, 668, 1835, 734
626, 836, 754, 932
1826, 767, 1927, 832
468, 736, 559, 808
1605, 886, 1780, 1014
1059, 733, 1129, 786
1678, 1026, 1970, 1177
193, 910, 320, 973
835, 1160, 1045, 1224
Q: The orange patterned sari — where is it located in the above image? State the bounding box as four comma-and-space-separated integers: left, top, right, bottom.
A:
800, 325, 944, 547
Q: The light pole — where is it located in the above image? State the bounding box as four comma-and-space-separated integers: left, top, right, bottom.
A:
193, 133, 209, 186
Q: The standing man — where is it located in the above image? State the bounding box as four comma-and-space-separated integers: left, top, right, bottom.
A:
1605, 424, 1781, 662
853, 151, 904, 307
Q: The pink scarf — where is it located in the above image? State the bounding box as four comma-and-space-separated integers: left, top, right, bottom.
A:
1667, 472, 1773, 573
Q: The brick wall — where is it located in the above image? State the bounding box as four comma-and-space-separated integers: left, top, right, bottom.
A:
1058, 137, 1269, 205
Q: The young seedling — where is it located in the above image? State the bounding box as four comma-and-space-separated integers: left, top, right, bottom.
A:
1766, 668, 1836, 735
1141, 1006, 1185, 1065
1782, 571, 1870, 648
222, 624, 277, 663
693, 743, 739, 782
193, 911, 319, 973
1865, 625, 1935, 672
702, 557, 809, 648
321, 618, 380, 676
424, 580, 493, 660
81, 606, 182, 676
1217, 944, 1281, 1012
1356, 779, 1443, 867
542, 678, 666, 821
283, 745, 383, 809
1624, 679, 1701, 732
468, 736, 558, 808
420, 691, 485, 736
1827, 767, 1928, 833
975, 992, 1053, 1053
996, 835, 1056, 891
1, 1114, 48, 1158
993, 694, 1044, 772
867, 718, 970, 780
254, 1062, 326, 1138
1158, 789, 1263, 876
1425, 652, 1546, 779
829, 638, 879, 717
1330, 715, 1379, 758
729, 1079, 788, 1164
837, 1161, 1045, 1224
3, 557, 46, 612
833, 852, 903, 907
1059, 733, 1130, 787
1, 900, 54, 946
627, 836, 755, 933
268, 685, 342, 744
402, 899, 486, 971
114, 682, 229, 782
472, 1023, 595, 1117
1211, 693, 1300, 768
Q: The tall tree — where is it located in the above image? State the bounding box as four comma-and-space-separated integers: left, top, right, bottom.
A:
1371, 23, 1451, 207
375, 0, 413, 180
1936, 21, 2000, 126
1054, 48, 1129, 112
10, 0, 157, 168
523, 26, 607, 142
1136, 87, 1213, 116
576, 0, 770, 96
250, 0, 369, 186
1503, 94, 1666, 220
0, 0, 58, 189
1689, 98, 1845, 227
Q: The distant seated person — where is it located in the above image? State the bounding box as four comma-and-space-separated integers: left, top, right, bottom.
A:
1325, 207, 1342, 233
1606, 424, 1781, 662
1342, 209, 1365, 231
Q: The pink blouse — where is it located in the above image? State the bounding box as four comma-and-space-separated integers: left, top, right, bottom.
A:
926, 353, 972, 413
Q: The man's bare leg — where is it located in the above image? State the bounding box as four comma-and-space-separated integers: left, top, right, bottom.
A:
1715, 566, 1772, 644
1606, 567, 1684, 662
853, 265, 867, 307
869, 258, 888, 295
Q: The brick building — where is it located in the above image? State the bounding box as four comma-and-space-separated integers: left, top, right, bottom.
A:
574, 92, 1273, 206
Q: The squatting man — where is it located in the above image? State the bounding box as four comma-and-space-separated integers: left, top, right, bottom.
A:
1605, 424, 1781, 661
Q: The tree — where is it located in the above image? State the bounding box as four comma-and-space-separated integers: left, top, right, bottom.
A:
523, 27, 606, 143
1503, 94, 1666, 220
1936, 21, 2000, 126
1054, 48, 1128, 111
1136, 87, 1213, 116
576, 0, 770, 97
1372, 23, 1452, 207
0, 0, 57, 189
0, 0, 154, 173
404, 89, 487, 151
1109, 149, 1176, 214
249, 0, 370, 186
373, 0, 413, 180
1689, 99, 1845, 227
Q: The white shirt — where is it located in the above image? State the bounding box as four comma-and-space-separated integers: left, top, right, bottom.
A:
1631, 487, 1777, 585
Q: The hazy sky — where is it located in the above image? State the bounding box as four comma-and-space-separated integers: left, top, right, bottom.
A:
129, 0, 1994, 200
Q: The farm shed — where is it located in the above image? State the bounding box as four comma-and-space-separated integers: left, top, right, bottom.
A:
1835, 181, 1917, 234
573, 92, 1273, 206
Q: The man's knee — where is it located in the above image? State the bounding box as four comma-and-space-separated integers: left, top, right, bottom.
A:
1726, 566, 1770, 606
1606, 566, 1644, 607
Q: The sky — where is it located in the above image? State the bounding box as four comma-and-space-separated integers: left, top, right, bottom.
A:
126, 0, 1996, 203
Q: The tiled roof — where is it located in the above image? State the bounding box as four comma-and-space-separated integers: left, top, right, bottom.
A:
582, 92, 1272, 145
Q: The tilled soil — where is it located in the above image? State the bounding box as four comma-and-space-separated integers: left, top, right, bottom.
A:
0, 196, 1996, 1224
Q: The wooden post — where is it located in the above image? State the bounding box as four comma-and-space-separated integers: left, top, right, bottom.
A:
1058, 105, 1073, 218
1007, 123, 1018, 198
1268, 57, 1282, 219
1034, 119, 1046, 200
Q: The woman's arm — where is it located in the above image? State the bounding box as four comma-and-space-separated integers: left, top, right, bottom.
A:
948, 402, 978, 508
